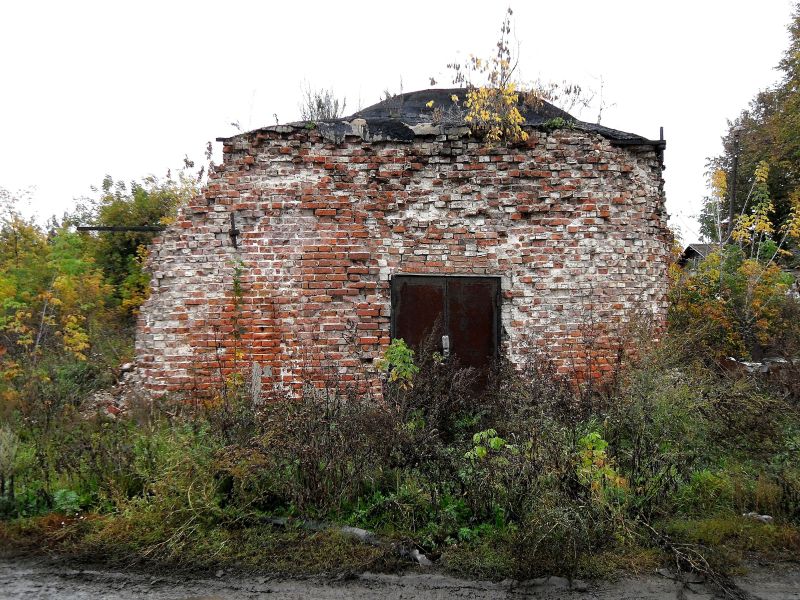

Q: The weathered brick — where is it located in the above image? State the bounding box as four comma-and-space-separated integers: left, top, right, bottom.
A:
134, 121, 670, 399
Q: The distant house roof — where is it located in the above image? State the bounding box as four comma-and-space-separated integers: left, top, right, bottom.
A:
218, 88, 666, 148
678, 243, 716, 267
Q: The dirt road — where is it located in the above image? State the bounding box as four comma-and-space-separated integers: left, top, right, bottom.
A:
1, 556, 799, 599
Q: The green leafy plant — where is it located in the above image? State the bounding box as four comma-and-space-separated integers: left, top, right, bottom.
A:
52, 489, 82, 514
542, 116, 569, 131
465, 429, 512, 462
577, 430, 626, 496
377, 338, 419, 389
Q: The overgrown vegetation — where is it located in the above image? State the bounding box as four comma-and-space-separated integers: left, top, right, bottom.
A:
1, 290, 799, 581
298, 85, 347, 122
2, 5, 800, 588
0, 169, 197, 525
429, 8, 591, 144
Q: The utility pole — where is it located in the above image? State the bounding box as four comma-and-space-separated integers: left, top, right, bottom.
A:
726, 125, 744, 240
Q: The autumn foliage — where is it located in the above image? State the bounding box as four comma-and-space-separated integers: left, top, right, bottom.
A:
675, 145, 800, 362
0, 176, 193, 416
669, 246, 795, 360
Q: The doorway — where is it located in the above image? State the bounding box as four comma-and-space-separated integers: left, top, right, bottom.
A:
390, 275, 501, 371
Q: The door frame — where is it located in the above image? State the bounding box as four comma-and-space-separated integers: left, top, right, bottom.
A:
389, 273, 502, 361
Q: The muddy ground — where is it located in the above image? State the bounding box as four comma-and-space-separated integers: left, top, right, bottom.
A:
1, 556, 799, 599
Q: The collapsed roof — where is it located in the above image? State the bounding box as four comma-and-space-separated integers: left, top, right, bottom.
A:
218, 87, 665, 149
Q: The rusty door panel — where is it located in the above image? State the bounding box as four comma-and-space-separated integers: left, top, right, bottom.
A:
391, 275, 500, 372
391, 276, 446, 350
447, 278, 500, 370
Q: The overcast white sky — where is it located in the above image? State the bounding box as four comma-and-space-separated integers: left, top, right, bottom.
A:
1, 0, 795, 243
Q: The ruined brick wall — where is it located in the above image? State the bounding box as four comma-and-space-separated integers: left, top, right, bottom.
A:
134, 125, 670, 397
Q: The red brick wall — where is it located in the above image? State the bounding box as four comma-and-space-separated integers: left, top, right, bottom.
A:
134, 125, 670, 397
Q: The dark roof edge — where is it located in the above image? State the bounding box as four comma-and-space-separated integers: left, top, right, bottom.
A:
607, 137, 666, 150
217, 88, 665, 148
216, 122, 666, 149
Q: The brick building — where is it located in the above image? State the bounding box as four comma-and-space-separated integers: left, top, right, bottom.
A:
134, 88, 670, 397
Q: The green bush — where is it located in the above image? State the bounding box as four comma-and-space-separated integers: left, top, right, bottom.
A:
3, 325, 800, 578
675, 470, 735, 516
52, 489, 82, 514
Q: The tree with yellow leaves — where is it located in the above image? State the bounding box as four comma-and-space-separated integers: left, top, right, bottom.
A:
669, 245, 794, 360
0, 195, 112, 411
704, 5, 800, 258
440, 8, 530, 144
432, 9, 592, 145
672, 161, 800, 360
698, 169, 728, 243
730, 161, 800, 265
